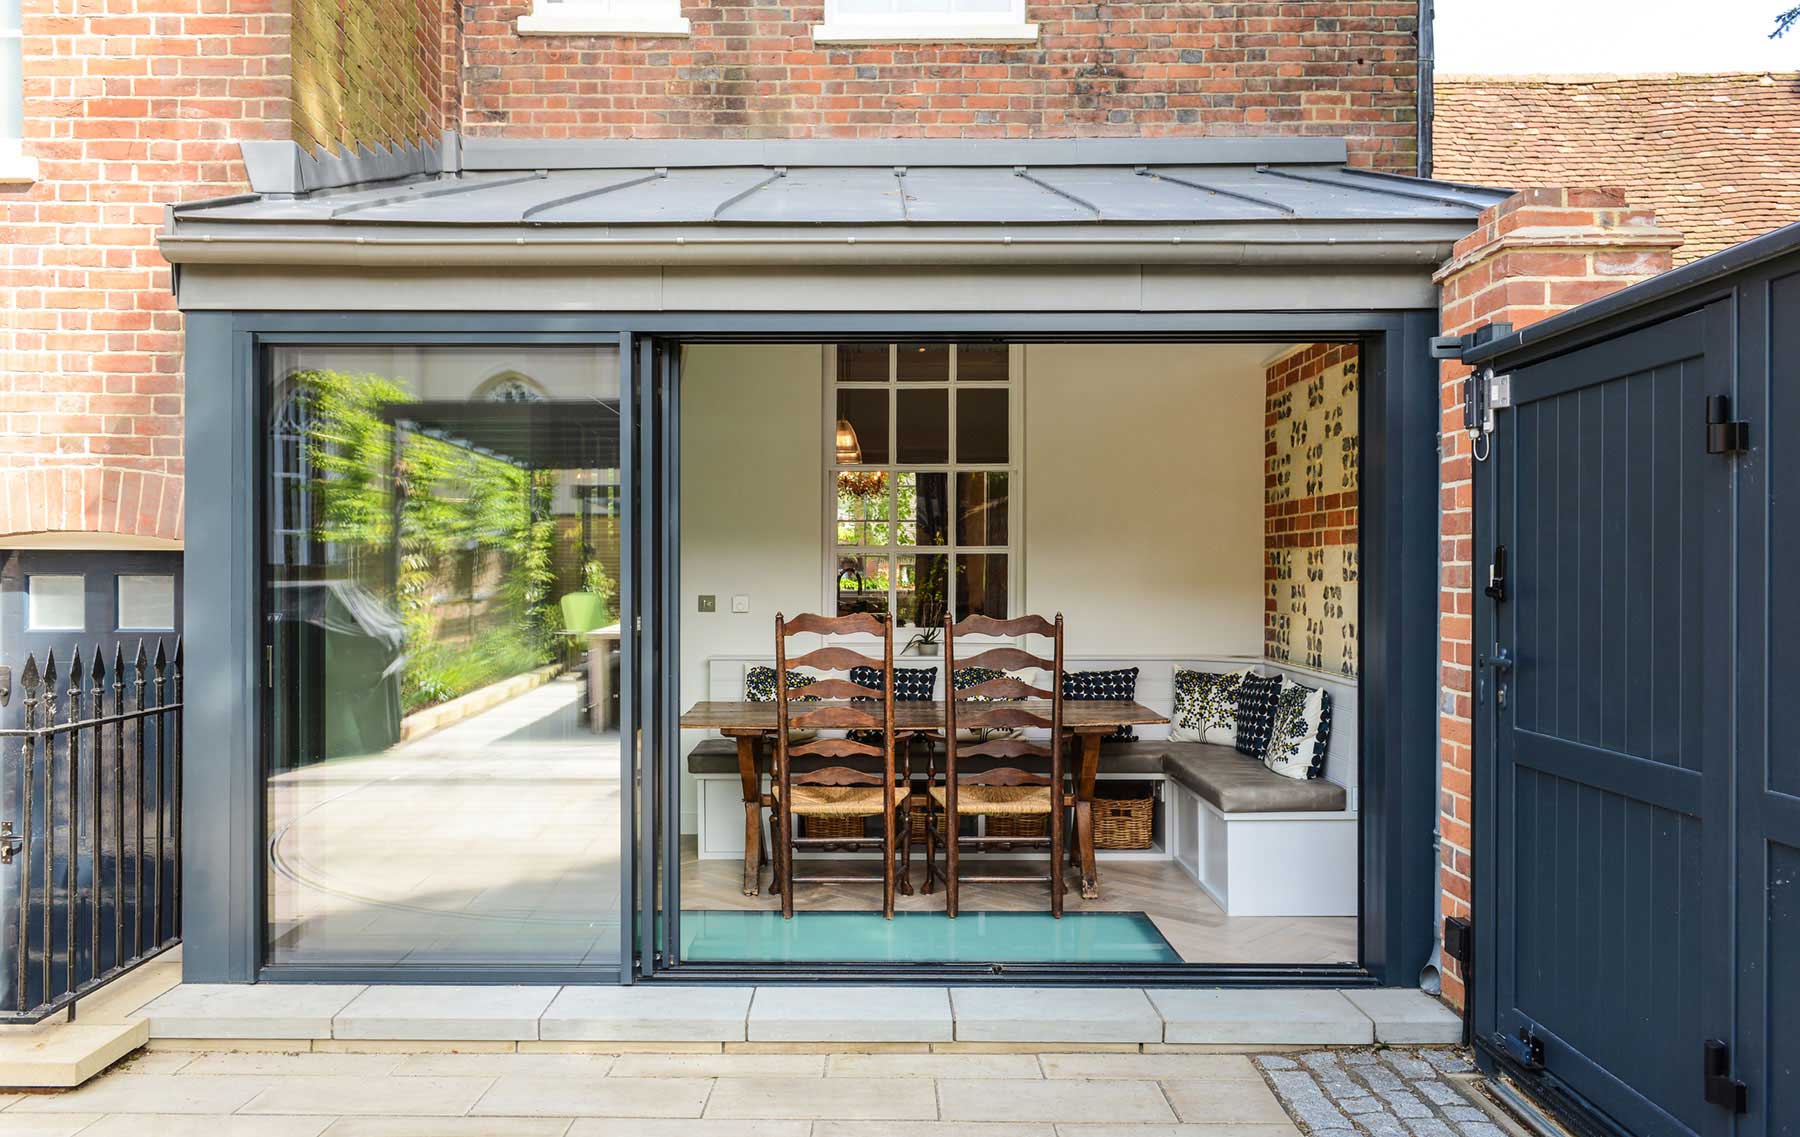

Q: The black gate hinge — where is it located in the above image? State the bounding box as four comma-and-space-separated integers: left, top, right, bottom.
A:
1704, 1040, 1748, 1113
1706, 396, 1750, 455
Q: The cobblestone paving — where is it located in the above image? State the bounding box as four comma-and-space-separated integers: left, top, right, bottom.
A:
1257, 1048, 1509, 1137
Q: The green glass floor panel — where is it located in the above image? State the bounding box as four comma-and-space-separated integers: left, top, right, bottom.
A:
678, 909, 1180, 964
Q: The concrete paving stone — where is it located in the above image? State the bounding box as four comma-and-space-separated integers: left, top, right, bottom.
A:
332, 986, 557, 1041
747, 987, 951, 1044
136, 985, 365, 1040
1056, 1128, 1301, 1137
320, 1120, 575, 1137
176, 1052, 403, 1077
6, 1074, 271, 1116
950, 987, 1161, 1044
1286, 1096, 1355, 1131
1455, 1124, 1506, 1137
1339, 991, 1462, 1045
390, 1051, 614, 1077
1343, 1051, 1383, 1066
541, 985, 754, 1042
0, 1117, 107, 1136
76, 1117, 333, 1137
1378, 1089, 1435, 1119
939, 1078, 1176, 1124
608, 1052, 823, 1077
0, 1093, 22, 1109
1163, 1077, 1308, 1127
1403, 1119, 1456, 1137
1151, 990, 1374, 1045
826, 1052, 1040, 1078
1441, 1107, 1487, 1124
242, 1075, 496, 1116
1257, 1055, 1300, 1070
568, 1123, 810, 1137
1426, 1051, 1476, 1075
0, 1021, 150, 1089
472, 1075, 713, 1118
1038, 1053, 1260, 1080
1361, 1065, 1408, 1092
1415, 1081, 1463, 1106
111, 1052, 196, 1074
1358, 1113, 1412, 1137
1339, 1096, 1389, 1116
1264, 1068, 1327, 1100
812, 1126, 1055, 1137
1382, 1051, 1439, 1080
704, 1076, 938, 1120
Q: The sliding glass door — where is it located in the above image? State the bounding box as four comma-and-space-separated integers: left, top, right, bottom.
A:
261, 344, 627, 974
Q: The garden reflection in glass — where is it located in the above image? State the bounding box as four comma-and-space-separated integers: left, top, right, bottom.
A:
263, 346, 624, 970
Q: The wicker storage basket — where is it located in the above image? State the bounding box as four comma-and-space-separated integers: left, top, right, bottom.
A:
987, 814, 1047, 840
1092, 787, 1156, 850
906, 793, 932, 841
803, 815, 866, 842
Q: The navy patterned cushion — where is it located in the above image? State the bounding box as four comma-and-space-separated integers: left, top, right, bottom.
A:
1263, 682, 1333, 780
845, 666, 936, 743
1062, 666, 1140, 741
745, 666, 816, 702
1232, 672, 1284, 758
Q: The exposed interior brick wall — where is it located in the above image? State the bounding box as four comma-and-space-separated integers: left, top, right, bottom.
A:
458, 2, 1421, 170
290, 0, 445, 155
1433, 187, 1680, 1010
1264, 343, 1361, 676
0, 0, 296, 545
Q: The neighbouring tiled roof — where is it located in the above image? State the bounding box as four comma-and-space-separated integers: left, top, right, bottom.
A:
1433, 72, 1800, 264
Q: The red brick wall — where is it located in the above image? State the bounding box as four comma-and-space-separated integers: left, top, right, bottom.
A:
1433, 188, 1679, 1009
290, 0, 445, 154
459, 2, 1422, 170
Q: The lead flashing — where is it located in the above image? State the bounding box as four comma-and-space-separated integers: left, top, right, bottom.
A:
239, 137, 447, 197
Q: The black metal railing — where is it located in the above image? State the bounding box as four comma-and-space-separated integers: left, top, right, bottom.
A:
1, 638, 182, 1022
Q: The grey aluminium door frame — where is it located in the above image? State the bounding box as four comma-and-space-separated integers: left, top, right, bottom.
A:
180, 307, 1440, 987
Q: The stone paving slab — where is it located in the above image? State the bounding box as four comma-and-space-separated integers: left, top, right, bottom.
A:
136, 985, 366, 1040
1150, 990, 1375, 1045
747, 986, 953, 1043
332, 986, 558, 1041
951, 986, 1163, 1044
542, 984, 755, 1041
1338, 990, 1463, 1045
1254, 1048, 1500, 1137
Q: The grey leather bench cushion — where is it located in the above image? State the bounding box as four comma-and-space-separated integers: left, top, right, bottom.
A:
1160, 742, 1347, 814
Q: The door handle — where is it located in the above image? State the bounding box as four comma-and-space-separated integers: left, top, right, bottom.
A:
1490, 647, 1514, 675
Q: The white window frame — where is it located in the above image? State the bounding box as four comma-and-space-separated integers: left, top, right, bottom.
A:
822, 343, 1024, 633
813, 0, 1036, 44
518, 0, 691, 37
0, 0, 36, 184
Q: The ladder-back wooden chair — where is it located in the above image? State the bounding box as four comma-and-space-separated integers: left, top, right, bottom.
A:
923, 613, 1067, 917
771, 611, 909, 919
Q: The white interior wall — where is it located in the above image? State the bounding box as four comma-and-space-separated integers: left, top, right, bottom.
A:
677, 341, 1275, 832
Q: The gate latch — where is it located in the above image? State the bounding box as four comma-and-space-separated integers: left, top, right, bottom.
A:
1500, 1025, 1545, 1071
0, 820, 17, 866
1704, 1040, 1748, 1113
1706, 396, 1750, 455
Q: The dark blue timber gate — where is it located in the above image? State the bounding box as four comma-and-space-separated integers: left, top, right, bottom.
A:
1460, 222, 1800, 1137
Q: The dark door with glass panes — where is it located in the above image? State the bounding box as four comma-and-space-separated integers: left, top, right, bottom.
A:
0, 550, 183, 730
830, 342, 1015, 630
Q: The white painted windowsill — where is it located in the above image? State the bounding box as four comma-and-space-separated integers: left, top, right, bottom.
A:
812, 21, 1038, 43
517, 13, 692, 35
0, 143, 38, 186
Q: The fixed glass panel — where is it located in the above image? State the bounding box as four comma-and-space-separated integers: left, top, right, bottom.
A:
117, 574, 176, 630
835, 553, 890, 616
956, 342, 1009, 381
956, 387, 1009, 463
836, 342, 888, 383
896, 341, 949, 381
26, 574, 83, 631
956, 553, 1007, 619
835, 470, 890, 546
836, 387, 889, 465
262, 345, 623, 971
896, 471, 949, 547
895, 388, 948, 463
956, 471, 1008, 546
896, 552, 948, 628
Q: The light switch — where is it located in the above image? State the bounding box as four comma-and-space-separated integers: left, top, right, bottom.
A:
731, 594, 750, 613
697, 595, 716, 613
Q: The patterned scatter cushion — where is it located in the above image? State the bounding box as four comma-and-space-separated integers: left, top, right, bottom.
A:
1263, 681, 1333, 781
1061, 667, 1141, 742
845, 666, 937, 743
951, 665, 1020, 741
1232, 672, 1284, 758
745, 666, 817, 702
1170, 668, 1250, 746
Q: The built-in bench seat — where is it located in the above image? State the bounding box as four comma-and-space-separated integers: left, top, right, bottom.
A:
1158, 742, 1346, 814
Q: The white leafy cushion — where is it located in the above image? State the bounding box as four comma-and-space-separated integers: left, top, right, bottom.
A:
1263, 682, 1332, 781
1170, 667, 1250, 746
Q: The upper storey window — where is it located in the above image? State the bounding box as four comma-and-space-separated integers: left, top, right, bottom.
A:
814, 0, 1035, 43
0, 0, 34, 182
518, 0, 691, 37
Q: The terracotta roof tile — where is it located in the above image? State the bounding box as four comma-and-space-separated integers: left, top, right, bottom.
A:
1433, 73, 1800, 264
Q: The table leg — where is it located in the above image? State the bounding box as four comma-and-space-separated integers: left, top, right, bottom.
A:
1077, 732, 1102, 899
734, 734, 764, 897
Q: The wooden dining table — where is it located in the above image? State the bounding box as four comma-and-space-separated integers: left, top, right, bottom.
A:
680, 698, 1170, 901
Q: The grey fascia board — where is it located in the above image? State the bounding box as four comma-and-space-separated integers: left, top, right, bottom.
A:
458, 135, 1352, 171
238, 137, 447, 196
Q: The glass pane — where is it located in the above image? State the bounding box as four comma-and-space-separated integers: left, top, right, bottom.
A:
956, 387, 1009, 463
956, 471, 1008, 545
0, 37, 20, 140
835, 470, 890, 546
835, 553, 891, 617
263, 345, 623, 971
117, 574, 176, 630
957, 553, 1008, 619
956, 342, 1008, 381
836, 342, 888, 383
27, 574, 84, 630
0, 0, 21, 34
895, 388, 948, 463
895, 471, 948, 546
897, 552, 949, 629
896, 342, 949, 382
836, 387, 889, 465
